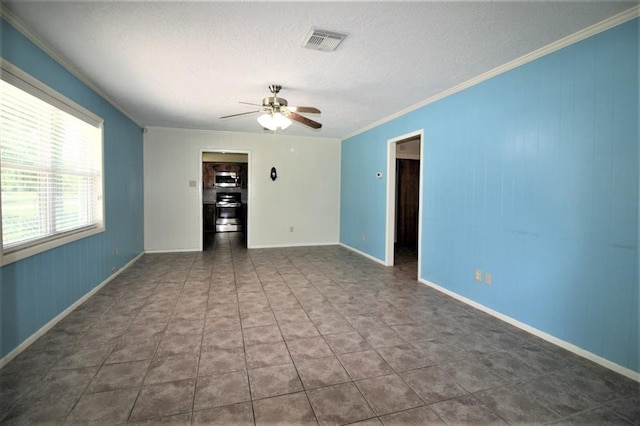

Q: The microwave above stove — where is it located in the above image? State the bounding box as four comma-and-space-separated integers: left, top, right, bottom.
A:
215, 171, 240, 188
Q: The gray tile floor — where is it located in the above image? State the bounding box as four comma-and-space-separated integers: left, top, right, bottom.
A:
1, 233, 638, 425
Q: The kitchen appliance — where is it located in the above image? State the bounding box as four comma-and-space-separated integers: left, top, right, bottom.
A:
215, 171, 240, 188
216, 192, 242, 232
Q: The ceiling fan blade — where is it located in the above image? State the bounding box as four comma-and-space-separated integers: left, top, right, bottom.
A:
239, 101, 263, 107
287, 111, 322, 129
220, 110, 261, 119
288, 106, 321, 114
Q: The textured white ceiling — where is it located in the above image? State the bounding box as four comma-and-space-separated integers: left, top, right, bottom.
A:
2, 1, 636, 139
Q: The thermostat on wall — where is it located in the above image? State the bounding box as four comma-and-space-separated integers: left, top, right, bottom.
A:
376, 172, 383, 179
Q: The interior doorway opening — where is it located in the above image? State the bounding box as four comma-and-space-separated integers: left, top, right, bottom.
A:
385, 131, 423, 279
200, 150, 250, 252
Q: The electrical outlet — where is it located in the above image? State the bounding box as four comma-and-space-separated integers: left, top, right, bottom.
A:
114, 247, 119, 256
361, 234, 366, 241
475, 269, 482, 282
485, 272, 492, 285
289, 226, 294, 232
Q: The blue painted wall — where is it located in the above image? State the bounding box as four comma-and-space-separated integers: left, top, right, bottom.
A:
0, 18, 144, 359
341, 19, 639, 373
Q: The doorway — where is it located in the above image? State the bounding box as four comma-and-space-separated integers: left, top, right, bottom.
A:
385, 131, 423, 278
200, 150, 250, 251
396, 157, 420, 247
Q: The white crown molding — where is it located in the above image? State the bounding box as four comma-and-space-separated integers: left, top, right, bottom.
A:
342, 5, 640, 141
0, 6, 145, 128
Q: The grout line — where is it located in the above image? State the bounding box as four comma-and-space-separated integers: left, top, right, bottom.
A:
4, 243, 635, 424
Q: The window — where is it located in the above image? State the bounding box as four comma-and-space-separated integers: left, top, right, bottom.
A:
1, 59, 104, 265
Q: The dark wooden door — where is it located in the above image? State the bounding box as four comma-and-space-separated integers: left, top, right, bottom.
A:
396, 159, 420, 249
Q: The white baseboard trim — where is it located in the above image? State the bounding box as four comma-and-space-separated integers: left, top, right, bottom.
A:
339, 243, 387, 266
0, 252, 144, 371
249, 242, 339, 249
419, 278, 640, 382
144, 248, 201, 254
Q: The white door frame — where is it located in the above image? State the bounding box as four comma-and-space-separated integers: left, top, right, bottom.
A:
385, 130, 423, 279
198, 149, 252, 251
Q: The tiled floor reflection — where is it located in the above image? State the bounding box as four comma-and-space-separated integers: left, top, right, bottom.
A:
1, 232, 638, 425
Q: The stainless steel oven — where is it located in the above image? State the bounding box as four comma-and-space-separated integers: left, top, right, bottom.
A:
216, 192, 243, 232
215, 171, 239, 188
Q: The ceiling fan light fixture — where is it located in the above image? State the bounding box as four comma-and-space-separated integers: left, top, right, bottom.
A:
275, 113, 292, 129
258, 112, 291, 131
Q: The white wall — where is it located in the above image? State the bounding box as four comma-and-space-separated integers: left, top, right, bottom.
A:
144, 127, 341, 251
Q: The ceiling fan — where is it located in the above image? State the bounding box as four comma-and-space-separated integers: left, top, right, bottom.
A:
220, 84, 321, 131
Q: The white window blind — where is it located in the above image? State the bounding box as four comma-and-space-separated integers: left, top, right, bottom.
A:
1, 60, 104, 261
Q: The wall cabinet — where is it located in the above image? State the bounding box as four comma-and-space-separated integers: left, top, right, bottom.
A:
202, 162, 248, 189
238, 164, 248, 189
203, 163, 215, 188
218, 163, 237, 172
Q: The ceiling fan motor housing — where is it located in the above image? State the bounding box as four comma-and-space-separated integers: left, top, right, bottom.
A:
263, 96, 288, 108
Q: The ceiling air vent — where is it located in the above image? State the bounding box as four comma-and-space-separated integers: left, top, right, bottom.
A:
302, 28, 346, 52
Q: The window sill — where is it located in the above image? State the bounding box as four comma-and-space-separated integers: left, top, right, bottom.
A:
1, 225, 105, 266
